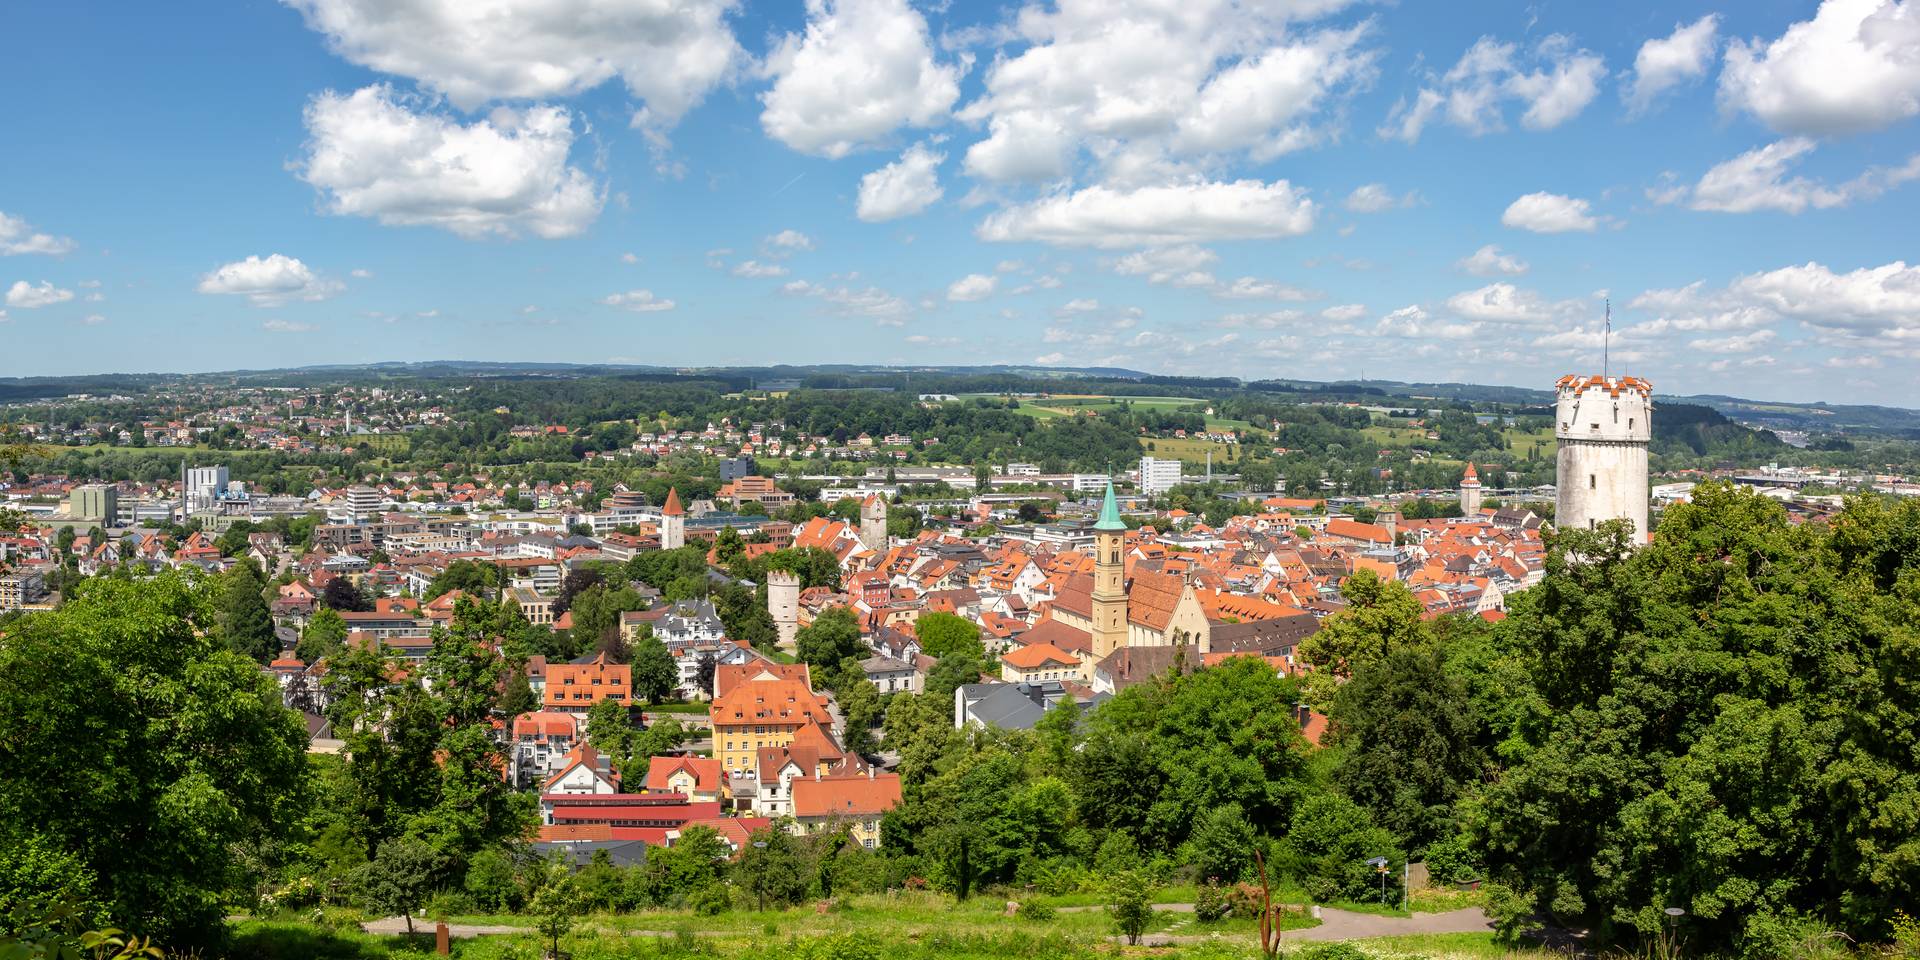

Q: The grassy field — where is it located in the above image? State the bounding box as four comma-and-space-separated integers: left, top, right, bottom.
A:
357, 434, 411, 453
1360, 423, 1557, 458
1142, 437, 1248, 466
959, 394, 1210, 420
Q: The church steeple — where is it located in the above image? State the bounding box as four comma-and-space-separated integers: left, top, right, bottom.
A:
1094, 481, 1125, 531
1090, 481, 1128, 659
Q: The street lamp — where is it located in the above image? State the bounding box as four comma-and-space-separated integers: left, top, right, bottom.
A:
1661, 906, 1687, 958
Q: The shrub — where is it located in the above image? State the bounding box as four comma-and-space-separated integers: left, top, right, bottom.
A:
463, 847, 522, 912
1017, 900, 1055, 922
1226, 883, 1266, 921
1108, 870, 1155, 946
1184, 804, 1255, 884
1276, 795, 1402, 903
1194, 882, 1230, 923
423, 889, 477, 918
1027, 859, 1087, 897
687, 881, 731, 916
1893, 911, 1920, 960
1298, 944, 1373, 960
800, 932, 881, 960
1419, 832, 1480, 886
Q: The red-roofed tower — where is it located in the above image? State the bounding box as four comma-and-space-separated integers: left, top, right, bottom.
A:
661, 487, 685, 550
1459, 461, 1483, 517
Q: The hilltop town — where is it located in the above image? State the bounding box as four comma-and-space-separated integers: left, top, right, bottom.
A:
3, 366, 1918, 959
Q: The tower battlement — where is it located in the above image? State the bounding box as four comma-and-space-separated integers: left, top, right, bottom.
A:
1554, 373, 1652, 544
1555, 374, 1653, 444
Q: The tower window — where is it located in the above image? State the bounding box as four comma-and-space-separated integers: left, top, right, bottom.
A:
1589, 475, 1596, 489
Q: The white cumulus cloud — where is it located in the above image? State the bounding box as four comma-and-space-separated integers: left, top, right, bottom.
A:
1380, 34, 1606, 143
261, 319, 315, 333
1344, 183, 1407, 213
5, 280, 74, 309
1718, 0, 1920, 135
1688, 329, 1777, 353
1114, 245, 1218, 281
0, 211, 76, 256
1624, 15, 1719, 115
1214, 277, 1317, 301
295, 84, 603, 240
731, 260, 789, 278
763, 229, 814, 255
601, 289, 677, 312
1445, 282, 1575, 324
284, 0, 741, 126
1630, 259, 1920, 353
977, 179, 1315, 248
856, 143, 945, 222
957, 0, 1378, 182
782, 278, 913, 325
947, 273, 997, 301
1376, 304, 1477, 340
197, 254, 344, 306
761, 0, 960, 158
1658, 138, 1920, 213
1457, 243, 1529, 276
1501, 191, 1598, 233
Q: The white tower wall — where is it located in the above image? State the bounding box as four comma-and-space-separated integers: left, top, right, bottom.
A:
1554, 375, 1653, 544
767, 570, 800, 653
859, 496, 888, 552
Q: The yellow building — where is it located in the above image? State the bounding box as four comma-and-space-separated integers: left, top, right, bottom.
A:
709, 664, 833, 777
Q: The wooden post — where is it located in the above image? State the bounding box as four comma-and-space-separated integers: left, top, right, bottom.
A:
435, 921, 450, 956
1256, 850, 1279, 960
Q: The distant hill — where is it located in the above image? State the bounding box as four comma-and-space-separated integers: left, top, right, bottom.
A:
1654, 402, 1785, 457
2, 362, 1914, 437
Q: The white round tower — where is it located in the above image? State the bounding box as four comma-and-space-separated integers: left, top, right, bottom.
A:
766, 569, 800, 653
859, 494, 888, 552
1554, 375, 1653, 544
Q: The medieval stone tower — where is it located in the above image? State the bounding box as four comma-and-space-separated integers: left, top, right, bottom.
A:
1459, 462, 1483, 517
1554, 375, 1652, 544
659, 487, 685, 550
766, 569, 800, 653
1090, 482, 1130, 660
859, 494, 888, 552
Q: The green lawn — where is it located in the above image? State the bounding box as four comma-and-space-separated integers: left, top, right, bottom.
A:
642, 701, 711, 715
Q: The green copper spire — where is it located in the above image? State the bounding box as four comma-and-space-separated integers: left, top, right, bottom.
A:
1094, 481, 1126, 531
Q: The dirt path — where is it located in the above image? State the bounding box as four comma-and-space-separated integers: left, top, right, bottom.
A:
1123, 906, 1495, 947
361, 917, 527, 937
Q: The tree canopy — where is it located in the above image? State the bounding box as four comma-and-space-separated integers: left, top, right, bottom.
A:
0, 574, 308, 949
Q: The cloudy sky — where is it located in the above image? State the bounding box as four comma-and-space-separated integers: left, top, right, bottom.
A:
3, 0, 1918, 404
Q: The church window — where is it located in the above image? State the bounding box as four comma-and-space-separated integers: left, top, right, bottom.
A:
1589, 475, 1596, 489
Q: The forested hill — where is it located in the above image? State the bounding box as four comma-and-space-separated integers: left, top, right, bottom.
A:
1652, 402, 1785, 458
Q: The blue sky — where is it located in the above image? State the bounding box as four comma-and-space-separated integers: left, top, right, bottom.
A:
3, 0, 1919, 405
